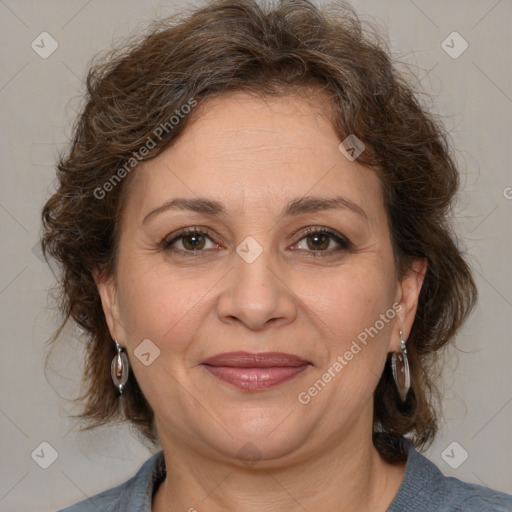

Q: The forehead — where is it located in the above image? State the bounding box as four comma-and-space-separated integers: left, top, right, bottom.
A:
122, 91, 384, 225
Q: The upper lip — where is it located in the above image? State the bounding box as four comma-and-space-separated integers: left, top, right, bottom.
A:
201, 351, 310, 368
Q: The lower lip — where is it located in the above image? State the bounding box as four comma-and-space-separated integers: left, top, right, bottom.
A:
202, 365, 310, 391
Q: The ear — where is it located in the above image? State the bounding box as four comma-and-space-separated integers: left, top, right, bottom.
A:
92, 267, 124, 345
390, 258, 428, 351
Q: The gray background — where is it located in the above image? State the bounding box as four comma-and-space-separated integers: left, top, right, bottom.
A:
0, 1, 511, 510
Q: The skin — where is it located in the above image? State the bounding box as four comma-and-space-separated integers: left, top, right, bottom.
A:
95, 91, 427, 512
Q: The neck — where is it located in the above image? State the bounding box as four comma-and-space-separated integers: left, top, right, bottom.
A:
152, 418, 406, 512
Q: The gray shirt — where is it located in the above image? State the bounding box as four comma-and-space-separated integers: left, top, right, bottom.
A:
57, 440, 512, 511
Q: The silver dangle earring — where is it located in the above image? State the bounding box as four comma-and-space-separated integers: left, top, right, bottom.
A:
111, 340, 129, 395
391, 330, 410, 402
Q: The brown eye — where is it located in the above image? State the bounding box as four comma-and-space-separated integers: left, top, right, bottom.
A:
292, 227, 351, 255
162, 227, 218, 255
180, 233, 207, 251
305, 232, 330, 251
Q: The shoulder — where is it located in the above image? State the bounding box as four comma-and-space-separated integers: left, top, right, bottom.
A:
437, 476, 512, 511
387, 440, 512, 512
56, 450, 166, 512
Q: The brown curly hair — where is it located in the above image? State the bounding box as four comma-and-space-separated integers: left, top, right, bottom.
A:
41, 0, 477, 461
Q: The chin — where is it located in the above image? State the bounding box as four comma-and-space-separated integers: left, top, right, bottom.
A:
203, 413, 313, 467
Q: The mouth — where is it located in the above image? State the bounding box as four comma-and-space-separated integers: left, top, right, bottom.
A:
201, 351, 312, 391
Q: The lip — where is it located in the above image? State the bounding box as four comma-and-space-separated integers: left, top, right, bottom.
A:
202, 351, 310, 367
201, 351, 311, 391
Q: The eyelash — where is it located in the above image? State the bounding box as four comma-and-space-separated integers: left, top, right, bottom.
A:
161, 226, 352, 257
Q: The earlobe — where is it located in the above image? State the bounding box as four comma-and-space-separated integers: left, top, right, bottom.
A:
93, 267, 121, 343
393, 258, 428, 347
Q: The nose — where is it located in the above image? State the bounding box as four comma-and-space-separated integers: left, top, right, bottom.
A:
216, 241, 297, 331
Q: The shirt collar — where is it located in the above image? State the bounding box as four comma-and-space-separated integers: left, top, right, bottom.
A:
109, 450, 166, 512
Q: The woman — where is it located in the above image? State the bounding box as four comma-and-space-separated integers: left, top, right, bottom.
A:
41, 0, 512, 510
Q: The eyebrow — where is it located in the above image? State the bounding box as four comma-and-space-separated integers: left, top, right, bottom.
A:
142, 195, 368, 225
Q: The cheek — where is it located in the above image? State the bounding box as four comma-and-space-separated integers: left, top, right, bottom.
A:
320, 264, 395, 332
114, 266, 205, 407
115, 263, 189, 344
314, 262, 397, 388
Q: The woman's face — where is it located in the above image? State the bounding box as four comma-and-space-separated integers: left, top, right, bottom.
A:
97, 91, 424, 465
